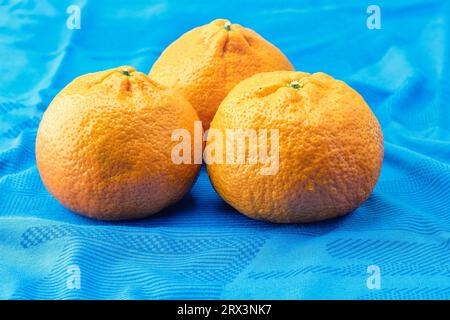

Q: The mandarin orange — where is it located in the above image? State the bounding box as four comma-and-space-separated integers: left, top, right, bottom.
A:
206, 71, 384, 223
149, 19, 294, 129
36, 66, 201, 220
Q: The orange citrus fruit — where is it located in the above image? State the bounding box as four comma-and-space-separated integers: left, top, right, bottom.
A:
206, 71, 384, 223
149, 18, 294, 129
36, 66, 201, 220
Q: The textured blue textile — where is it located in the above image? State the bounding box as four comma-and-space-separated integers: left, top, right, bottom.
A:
1, 0, 450, 300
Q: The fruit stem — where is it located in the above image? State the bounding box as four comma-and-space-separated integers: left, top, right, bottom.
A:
224, 21, 232, 31
121, 67, 132, 77
288, 80, 303, 89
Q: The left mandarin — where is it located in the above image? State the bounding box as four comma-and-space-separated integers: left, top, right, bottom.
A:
36, 66, 201, 220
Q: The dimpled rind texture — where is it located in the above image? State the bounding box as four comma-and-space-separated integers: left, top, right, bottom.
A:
36, 66, 201, 220
149, 18, 295, 130
207, 71, 384, 223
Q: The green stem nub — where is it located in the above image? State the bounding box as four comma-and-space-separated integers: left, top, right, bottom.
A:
288, 80, 302, 89
224, 21, 232, 31
121, 68, 132, 77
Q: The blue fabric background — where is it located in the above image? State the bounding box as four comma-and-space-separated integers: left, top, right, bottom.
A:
1, 0, 449, 299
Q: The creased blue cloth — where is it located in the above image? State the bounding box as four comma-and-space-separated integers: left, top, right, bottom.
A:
1, 0, 449, 300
